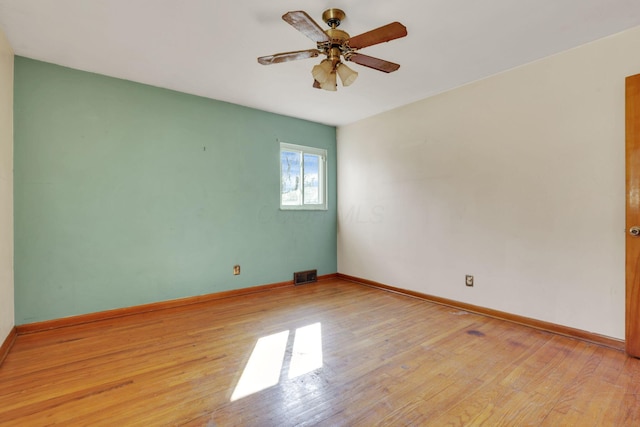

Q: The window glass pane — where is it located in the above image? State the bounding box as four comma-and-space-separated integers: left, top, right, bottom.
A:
279, 142, 327, 210
281, 150, 301, 206
303, 154, 321, 205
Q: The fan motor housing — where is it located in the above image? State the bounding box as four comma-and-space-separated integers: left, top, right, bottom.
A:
326, 28, 350, 45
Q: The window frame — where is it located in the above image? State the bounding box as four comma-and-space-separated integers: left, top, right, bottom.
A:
279, 142, 328, 211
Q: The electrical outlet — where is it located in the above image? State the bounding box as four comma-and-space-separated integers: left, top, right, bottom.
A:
465, 275, 474, 287
233, 265, 241, 275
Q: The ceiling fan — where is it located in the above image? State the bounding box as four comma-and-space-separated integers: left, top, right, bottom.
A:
257, 9, 407, 91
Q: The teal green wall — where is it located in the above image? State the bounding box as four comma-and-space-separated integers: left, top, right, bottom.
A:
13, 57, 337, 324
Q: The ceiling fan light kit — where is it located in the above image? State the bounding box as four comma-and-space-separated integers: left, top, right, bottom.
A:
258, 8, 407, 92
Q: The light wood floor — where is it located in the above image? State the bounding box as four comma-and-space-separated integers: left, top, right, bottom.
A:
1, 278, 639, 426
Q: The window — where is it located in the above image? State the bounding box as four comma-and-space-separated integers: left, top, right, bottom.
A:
280, 142, 327, 210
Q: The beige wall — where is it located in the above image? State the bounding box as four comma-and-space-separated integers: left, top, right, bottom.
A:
338, 26, 640, 339
0, 28, 14, 342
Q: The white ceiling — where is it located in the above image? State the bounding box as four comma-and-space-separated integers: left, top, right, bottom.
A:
1, 1, 640, 126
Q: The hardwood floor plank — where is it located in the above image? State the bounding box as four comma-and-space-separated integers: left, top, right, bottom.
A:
1, 279, 639, 426
610, 354, 640, 425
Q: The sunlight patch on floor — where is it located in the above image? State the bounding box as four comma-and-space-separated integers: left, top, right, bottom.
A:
231, 322, 324, 401
289, 322, 323, 379
230, 330, 290, 401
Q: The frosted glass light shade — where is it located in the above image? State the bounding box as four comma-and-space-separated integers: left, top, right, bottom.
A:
311, 60, 334, 84
320, 71, 337, 91
337, 63, 358, 86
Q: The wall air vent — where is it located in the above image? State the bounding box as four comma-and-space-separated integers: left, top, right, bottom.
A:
294, 269, 317, 285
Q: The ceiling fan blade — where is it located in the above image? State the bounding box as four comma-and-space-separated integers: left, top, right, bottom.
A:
282, 11, 330, 43
348, 22, 407, 49
258, 49, 321, 65
347, 53, 400, 73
